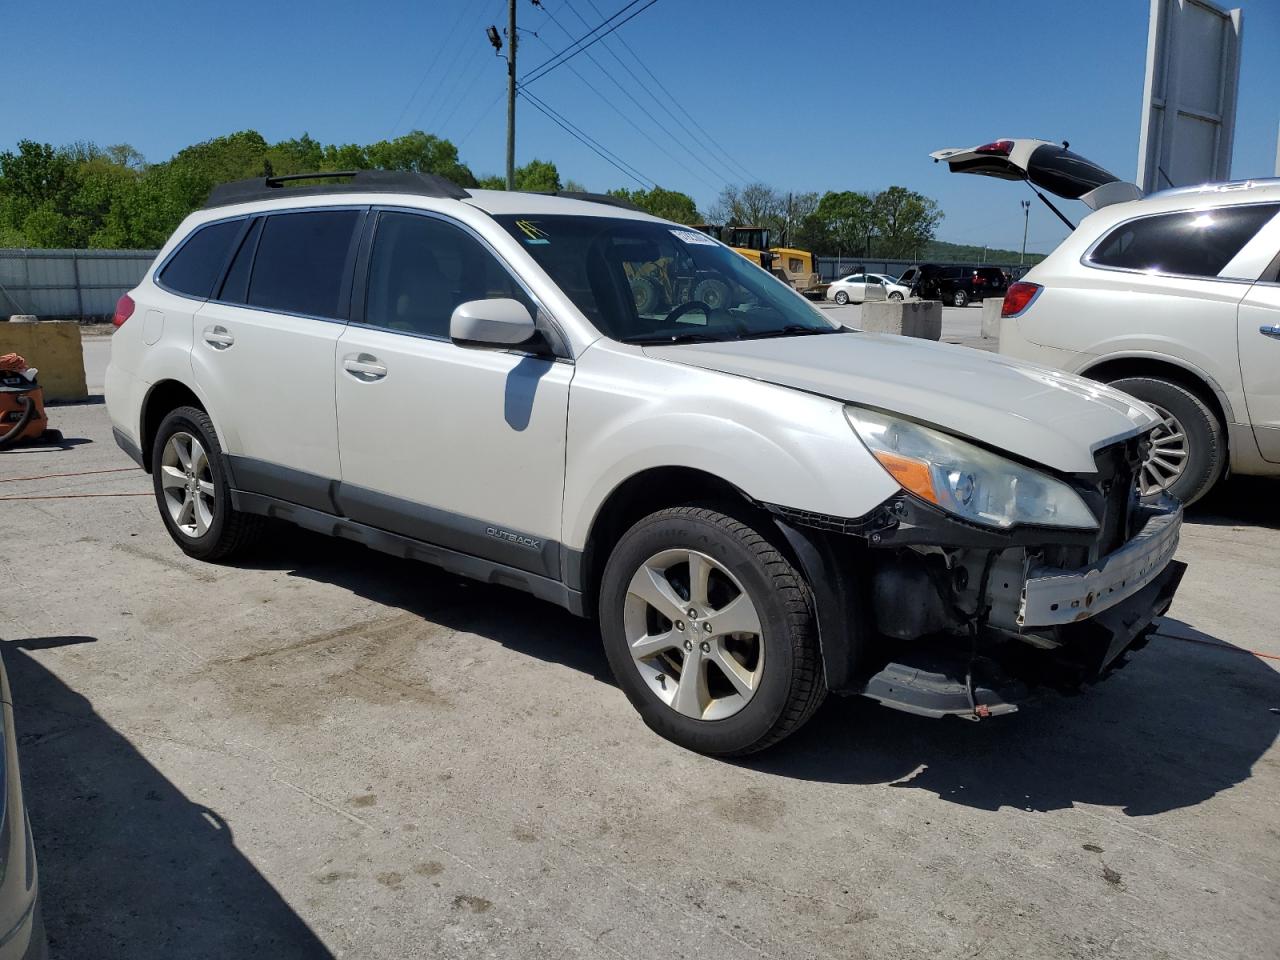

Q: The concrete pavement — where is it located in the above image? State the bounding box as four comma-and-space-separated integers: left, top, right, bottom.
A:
0, 336, 1276, 959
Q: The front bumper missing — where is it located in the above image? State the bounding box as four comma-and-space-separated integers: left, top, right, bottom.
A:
859, 556, 1185, 718
856, 498, 1186, 720
1019, 499, 1182, 628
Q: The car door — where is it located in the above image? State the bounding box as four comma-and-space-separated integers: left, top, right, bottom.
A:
334, 208, 573, 579
191, 208, 363, 507
1238, 258, 1280, 462
863, 276, 887, 301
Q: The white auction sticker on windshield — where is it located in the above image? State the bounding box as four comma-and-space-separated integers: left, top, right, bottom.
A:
670, 229, 717, 246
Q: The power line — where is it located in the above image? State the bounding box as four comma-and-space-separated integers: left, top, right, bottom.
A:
431, 16, 506, 137
528, 11, 722, 192
518, 88, 654, 188
575, 0, 759, 184
411, 2, 502, 135
456, 90, 507, 150
520, 0, 656, 87
386, 3, 473, 137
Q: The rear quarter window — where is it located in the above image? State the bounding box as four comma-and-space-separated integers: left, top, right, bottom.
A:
159, 219, 244, 298
1089, 204, 1280, 278
246, 209, 361, 319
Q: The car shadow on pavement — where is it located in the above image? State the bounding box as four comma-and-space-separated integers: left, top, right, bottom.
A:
3, 636, 335, 960
235, 528, 1278, 819
743, 617, 1280, 816
238, 525, 612, 683
1188, 474, 1280, 529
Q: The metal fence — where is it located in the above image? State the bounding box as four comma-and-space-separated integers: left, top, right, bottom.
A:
0, 248, 158, 319
816, 257, 1032, 283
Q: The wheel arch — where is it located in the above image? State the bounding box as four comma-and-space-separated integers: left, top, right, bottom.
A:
572, 466, 781, 620
138, 379, 220, 472
1078, 354, 1233, 431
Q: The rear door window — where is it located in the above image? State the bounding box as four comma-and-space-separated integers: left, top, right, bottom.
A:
159, 219, 244, 298
1090, 204, 1280, 278
247, 209, 361, 319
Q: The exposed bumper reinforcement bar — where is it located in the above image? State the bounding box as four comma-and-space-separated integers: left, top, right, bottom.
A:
1019, 498, 1182, 627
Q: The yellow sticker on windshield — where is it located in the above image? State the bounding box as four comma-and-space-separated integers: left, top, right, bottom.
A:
515, 220, 550, 244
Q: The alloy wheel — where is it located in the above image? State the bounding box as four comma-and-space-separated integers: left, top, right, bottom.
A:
1140, 402, 1190, 496
160, 431, 215, 537
622, 549, 765, 721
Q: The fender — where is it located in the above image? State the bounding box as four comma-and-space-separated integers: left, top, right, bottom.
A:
561, 342, 900, 552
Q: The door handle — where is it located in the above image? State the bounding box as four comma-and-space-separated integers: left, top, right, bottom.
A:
342, 354, 387, 382
202, 325, 234, 350
1260, 324, 1280, 340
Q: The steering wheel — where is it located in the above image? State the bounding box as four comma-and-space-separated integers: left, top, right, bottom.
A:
662, 300, 714, 326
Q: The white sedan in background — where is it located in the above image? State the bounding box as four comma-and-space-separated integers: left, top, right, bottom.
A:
826, 273, 909, 304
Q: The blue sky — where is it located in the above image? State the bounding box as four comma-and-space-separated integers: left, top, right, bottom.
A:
4, 0, 1277, 253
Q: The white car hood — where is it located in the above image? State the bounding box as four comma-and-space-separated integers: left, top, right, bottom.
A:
645, 332, 1157, 473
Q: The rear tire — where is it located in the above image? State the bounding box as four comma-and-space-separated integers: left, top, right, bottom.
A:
599, 505, 826, 756
1108, 377, 1224, 505
630, 275, 664, 315
834, 290, 849, 305
151, 406, 263, 561
692, 277, 732, 311
952, 289, 969, 307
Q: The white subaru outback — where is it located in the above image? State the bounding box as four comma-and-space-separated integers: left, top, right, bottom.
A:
105, 170, 1186, 755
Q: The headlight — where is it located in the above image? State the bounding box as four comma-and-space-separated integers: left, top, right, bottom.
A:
846, 408, 1098, 530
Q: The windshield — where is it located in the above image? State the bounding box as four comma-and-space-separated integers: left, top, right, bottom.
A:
494, 215, 838, 345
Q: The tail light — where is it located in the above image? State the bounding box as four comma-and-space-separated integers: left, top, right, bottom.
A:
972, 273, 986, 285
1001, 281, 1042, 318
975, 140, 1014, 156
112, 293, 135, 327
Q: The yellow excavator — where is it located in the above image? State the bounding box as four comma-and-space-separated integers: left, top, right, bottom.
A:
692, 224, 828, 300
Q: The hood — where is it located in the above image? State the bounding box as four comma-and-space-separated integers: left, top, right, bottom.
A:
645, 333, 1157, 474
930, 139, 1143, 211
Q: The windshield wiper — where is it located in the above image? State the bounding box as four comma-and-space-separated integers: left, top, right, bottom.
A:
621, 332, 726, 345
739, 324, 840, 340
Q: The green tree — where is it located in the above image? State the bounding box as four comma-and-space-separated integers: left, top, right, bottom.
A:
871, 185, 943, 258
0, 140, 84, 246
813, 190, 876, 257
514, 159, 561, 192
364, 131, 477, 186
607, 185, 699, 223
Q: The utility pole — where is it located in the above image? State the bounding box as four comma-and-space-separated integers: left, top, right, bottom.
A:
506, 0, 518, 190
1020, 199, 1031, 265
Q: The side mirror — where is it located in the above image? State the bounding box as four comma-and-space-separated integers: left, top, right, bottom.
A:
450, 298, 536, 349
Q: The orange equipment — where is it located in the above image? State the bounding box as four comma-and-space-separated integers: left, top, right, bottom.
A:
0, 353, 51, 450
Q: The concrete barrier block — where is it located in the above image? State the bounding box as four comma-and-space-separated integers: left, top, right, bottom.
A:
981, 297, 1003, 339
860, 299, 942, 340
0, 321, 87, 401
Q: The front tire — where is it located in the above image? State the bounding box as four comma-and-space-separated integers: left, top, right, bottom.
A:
1108, 377, 1224, 505
599, 505, 826, 756
151, 406, 263, 561
888, 291, 904, 301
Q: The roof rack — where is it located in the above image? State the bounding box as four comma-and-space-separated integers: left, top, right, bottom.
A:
540, 191, 643, 212
203, 169, 471, 209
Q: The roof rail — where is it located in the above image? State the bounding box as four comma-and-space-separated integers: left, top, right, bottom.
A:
204, 169, 471, 209
541, 191, 644, 212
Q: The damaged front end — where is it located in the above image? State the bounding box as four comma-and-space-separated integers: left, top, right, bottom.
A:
772, 435, 1186, 719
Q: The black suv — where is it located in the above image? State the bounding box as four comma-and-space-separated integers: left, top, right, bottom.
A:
897, 263, 1008, 307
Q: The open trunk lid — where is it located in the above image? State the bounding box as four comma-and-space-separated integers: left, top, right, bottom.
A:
930, 139, 1143, 210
